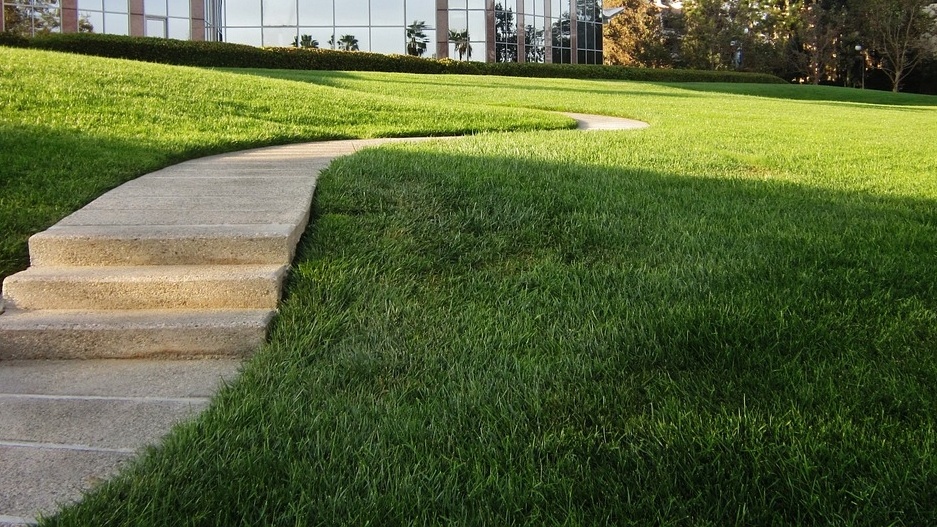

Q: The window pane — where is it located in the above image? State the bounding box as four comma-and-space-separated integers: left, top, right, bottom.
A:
103, 0, 126, 12
406, 0, 435, 22
146, 17, 167, 37
168, 16, 189, 38
263, 0, 296, 26
81, 11, 104, 32
298, 0, 331, 25
371, 0, 403, 26
225, 0, 261, 25
263, 26, 296, 46
296, 28, 329, 46
145, 0, 167, 17
78, 0, 102, 11
334, 0, 368, 25
333, 28, 368, 50
468, 10, 485, 41
168, 0, 188, 18
370, 26, 404, 54
448, 10, 466, 32
225, 26, 262, 45
103, 12, 129, 33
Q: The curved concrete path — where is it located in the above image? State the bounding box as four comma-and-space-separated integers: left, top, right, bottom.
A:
0, 113, 646, 526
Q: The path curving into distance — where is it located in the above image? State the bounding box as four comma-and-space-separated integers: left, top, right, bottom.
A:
0, 112, 647, 526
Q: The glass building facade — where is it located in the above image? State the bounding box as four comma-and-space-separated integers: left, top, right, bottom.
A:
2, 0, 603, 63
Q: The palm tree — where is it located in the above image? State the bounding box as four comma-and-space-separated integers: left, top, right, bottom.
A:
448, 29, 472, 60
406, 20, 429, 57
292, 34, 319, 49
337, 34, 360, 51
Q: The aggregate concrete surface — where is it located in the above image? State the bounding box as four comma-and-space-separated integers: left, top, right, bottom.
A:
0, 113, 646, 525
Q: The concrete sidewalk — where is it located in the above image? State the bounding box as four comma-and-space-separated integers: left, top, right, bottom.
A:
0, 113, 647, 525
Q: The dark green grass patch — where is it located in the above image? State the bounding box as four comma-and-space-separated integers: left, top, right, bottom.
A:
47, 96, 937, 524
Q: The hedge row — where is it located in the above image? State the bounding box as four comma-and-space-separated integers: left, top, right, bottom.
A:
0, 32, 786, 84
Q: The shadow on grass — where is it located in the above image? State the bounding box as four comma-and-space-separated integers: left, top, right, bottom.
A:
49, 142, 937, 526
224, 68, 703, 100
667, 82, 937, 108
0, 124, 174, 279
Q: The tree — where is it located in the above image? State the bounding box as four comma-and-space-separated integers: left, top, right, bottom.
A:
603, 0, 670, 67
790, 1, 849, 84
495, 3, 518, 62
449, 29, 472, 60
406, 20, 429, 57
858, 0, 937, 91
525, 24, 545, 62
681, 0, 735, 69
292, 34, 319, 49
3, 1, 61, 37
78, 14, 94, 33
337, 34, 359, 51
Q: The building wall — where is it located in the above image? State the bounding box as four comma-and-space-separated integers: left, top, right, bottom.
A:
1, 0, 599, 63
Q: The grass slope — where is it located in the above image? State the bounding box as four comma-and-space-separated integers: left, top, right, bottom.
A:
4, 52, 937, 525
0, 47, 569, 279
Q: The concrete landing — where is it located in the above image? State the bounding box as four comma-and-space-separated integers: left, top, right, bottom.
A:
0, 359, 241, 525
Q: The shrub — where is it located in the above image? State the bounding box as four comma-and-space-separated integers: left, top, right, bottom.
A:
6, 33, 786, 84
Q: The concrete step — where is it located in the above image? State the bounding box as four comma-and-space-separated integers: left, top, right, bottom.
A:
28, 224, 303, 267
0, 394, 210, 451
1, 264, 288, 311
0, 358, 242, 398
0, 359, 240, 524
0, 309, 275, 359
0, 444, 133, 525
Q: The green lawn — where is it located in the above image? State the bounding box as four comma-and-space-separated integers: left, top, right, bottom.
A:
4, 48, 937, 525
0, 47, 569, 280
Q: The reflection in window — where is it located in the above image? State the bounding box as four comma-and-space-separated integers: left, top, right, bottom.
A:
264, 26, 297, 46
371, 26, 404, 54
3, 0, 62, 36
448, 10, 466, 33
75, 0, 128, 35
225, 0, 261, 26
263, 0, 296, 26
205, 0, 600, 63
335, 0, 368, 25
168, 16, 189, 38
146, 16, 166, 36
225, 26, 263, 45
145, 0, 166, 17
299, 0, 332, 24
371, 0, 404, 26
168, 0, 187, 18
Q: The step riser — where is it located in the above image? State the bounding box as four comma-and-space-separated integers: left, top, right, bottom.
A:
0, 326, 267, 360
2, 272, 286, 311
29, 236, 296, 267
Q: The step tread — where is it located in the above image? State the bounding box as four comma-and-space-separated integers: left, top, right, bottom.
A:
29, 225, 303, 266
0, 308, 276, 328
6, 263, 287, 281
37, 223, 297, 239
0, 308, 275, 360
